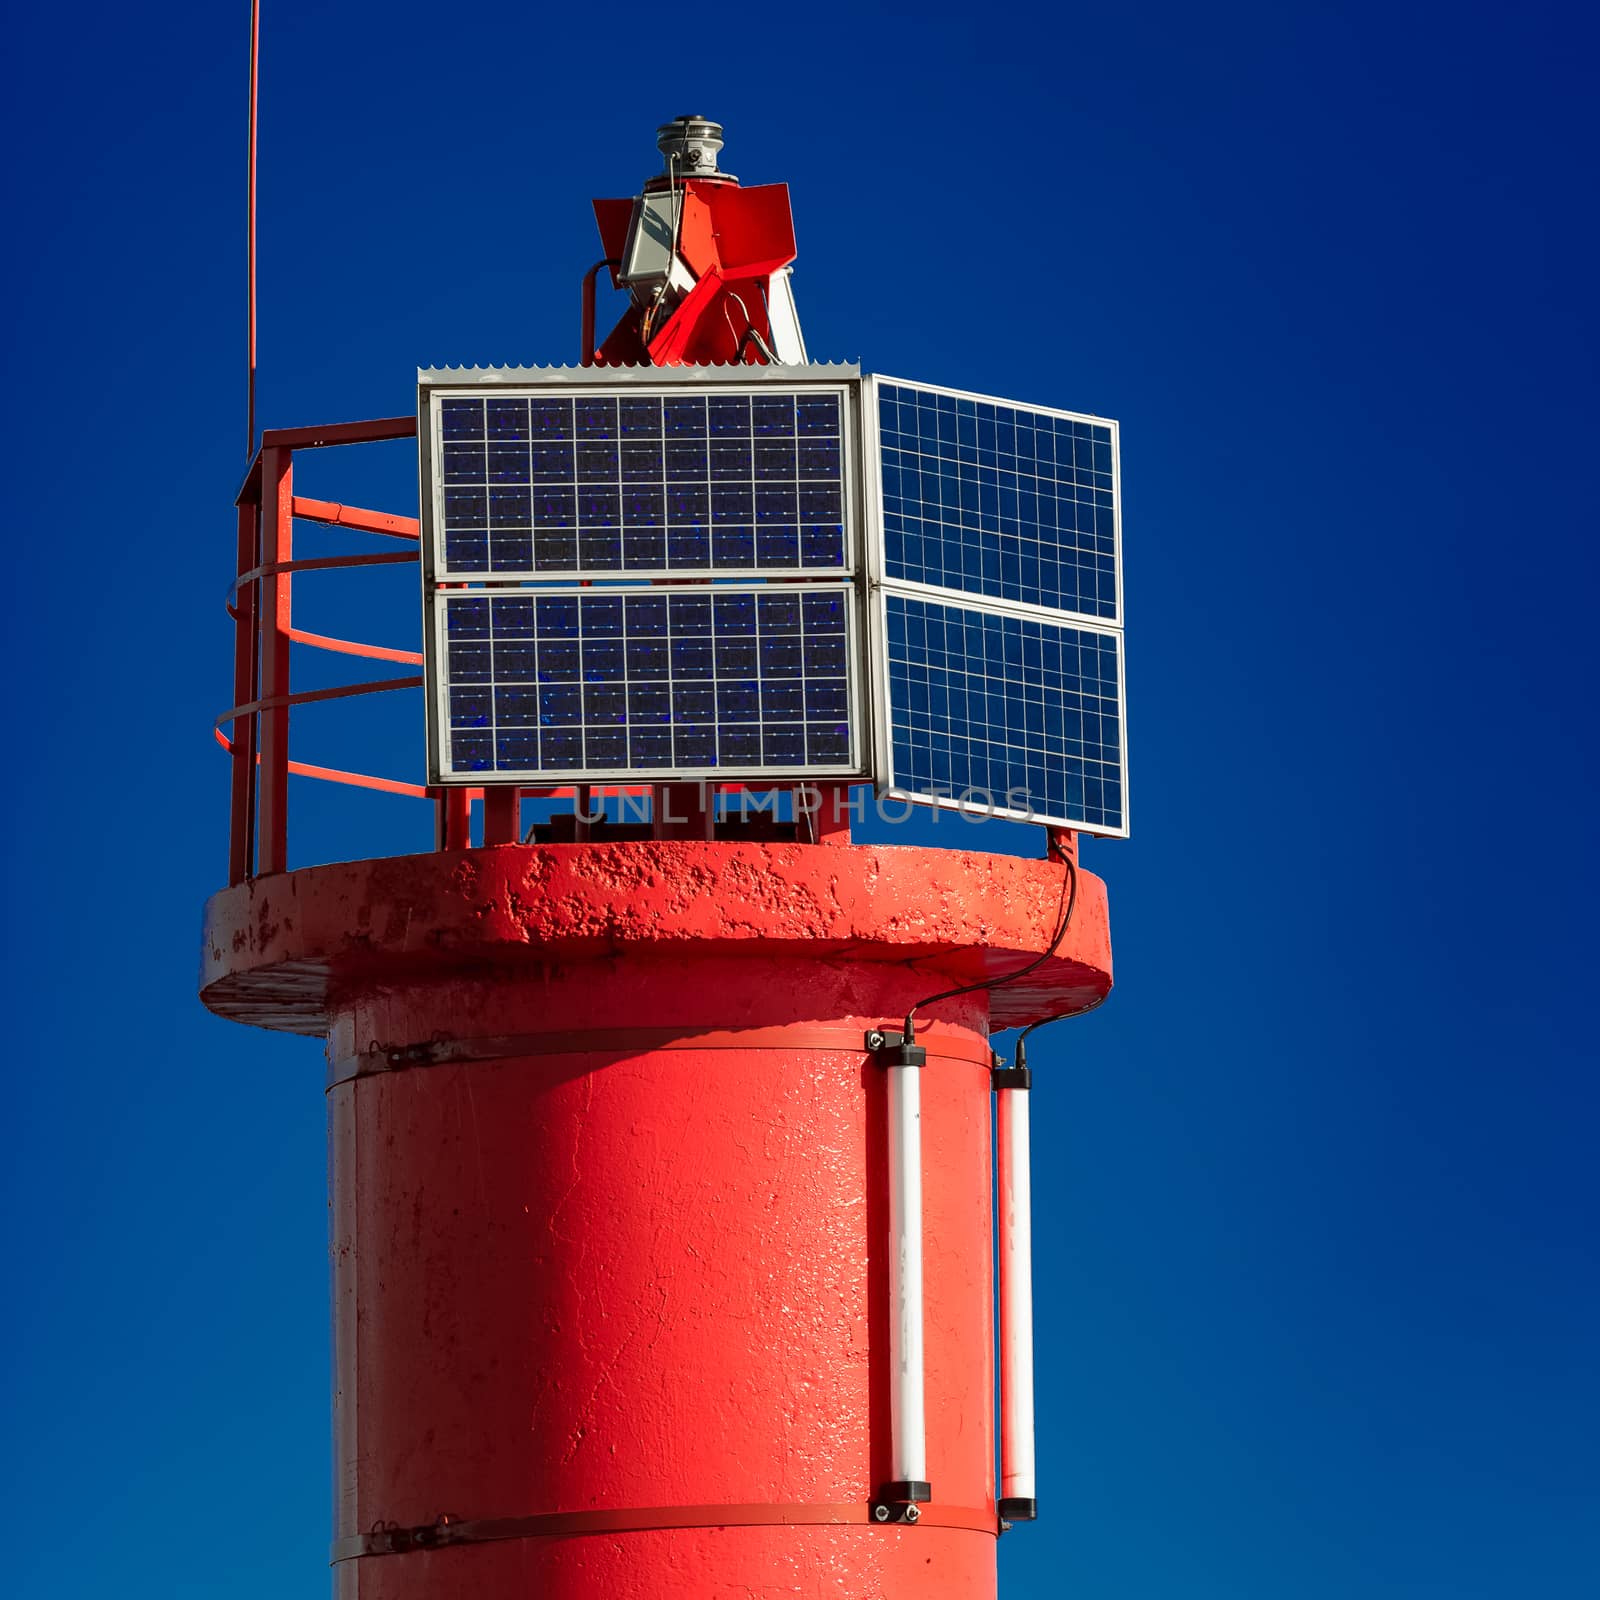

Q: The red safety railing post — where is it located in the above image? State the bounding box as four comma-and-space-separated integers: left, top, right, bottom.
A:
229, 497, 261, 883
652, 783, 714, 840
811, 782, 854, 846
433, 787, 472, 851
258, 446, 293, 874
483, 787, 521, 846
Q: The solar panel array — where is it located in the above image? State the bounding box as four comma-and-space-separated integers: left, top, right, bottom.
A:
435, 390, 849, 579
876, 380, 1117, 621
883, 591, 1125, 833
420, 371, 1127, 831
872, 377, 1127, 834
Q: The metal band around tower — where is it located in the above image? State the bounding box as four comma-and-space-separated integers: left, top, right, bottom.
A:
332, 1501, 1000, 1561
325, 1024, 995, 1089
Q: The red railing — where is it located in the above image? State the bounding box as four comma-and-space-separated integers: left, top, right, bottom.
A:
223, 415, 478, 883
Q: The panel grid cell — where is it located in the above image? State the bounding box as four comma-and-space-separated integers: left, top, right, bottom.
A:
883, 591, 1124, 832
435, 389, 848, 579
877, 380, 1118, 621
440, 585, 855, 779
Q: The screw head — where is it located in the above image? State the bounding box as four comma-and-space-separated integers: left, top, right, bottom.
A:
905, 1505, 921, 1524
872, 1503, 891, 1522
866, 1030, 885, 1050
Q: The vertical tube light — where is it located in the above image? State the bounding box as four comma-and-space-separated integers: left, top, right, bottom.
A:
886, 1054, 930, 1499
996, 1064, 1038, 1520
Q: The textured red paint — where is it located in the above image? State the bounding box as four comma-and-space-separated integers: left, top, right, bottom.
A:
201, 841, 1112, 1036
202, 841, 1113, 1597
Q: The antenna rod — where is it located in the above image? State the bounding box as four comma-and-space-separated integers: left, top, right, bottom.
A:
246, 0, 260, 458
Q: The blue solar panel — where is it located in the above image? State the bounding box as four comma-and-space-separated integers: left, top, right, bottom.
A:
876, 380, 1118, 622
882, 591, 1125, 833
438, 585, 856, 779
435, 389, 848, 579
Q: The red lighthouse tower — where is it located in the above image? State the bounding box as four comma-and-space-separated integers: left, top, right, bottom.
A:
203, 117, 1121, 1599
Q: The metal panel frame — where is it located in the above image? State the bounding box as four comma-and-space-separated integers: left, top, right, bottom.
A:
864, 373, 1123, 630
867, 581, 1131, 838
419, 366, 864, 586
427, 580, 868, 787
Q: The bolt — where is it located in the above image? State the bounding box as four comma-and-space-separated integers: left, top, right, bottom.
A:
872, 1503, 891, 1522
866, 1030, 885, 1050
905, 1505, 921, 1524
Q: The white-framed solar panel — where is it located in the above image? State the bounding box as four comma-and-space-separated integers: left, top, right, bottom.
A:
432, 581, 864, 784
421, 368, 861, 584
861, 374, 1128, 837
864, 376, 1120, 627
868, 588, 1128, 836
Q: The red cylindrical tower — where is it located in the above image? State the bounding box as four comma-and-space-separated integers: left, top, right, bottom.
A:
210, 100, 1121, 1595
201, 839, 1111, 1596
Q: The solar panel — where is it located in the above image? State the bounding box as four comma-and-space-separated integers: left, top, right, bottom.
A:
435, 584, 859, 781
433, 387, 850, 580
418, 365, 1128, 831
879, 590, 1126, 835
873, 378, 1119, 623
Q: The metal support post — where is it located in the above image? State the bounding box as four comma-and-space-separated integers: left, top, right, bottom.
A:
229, 499, 260, 883
482, 787, 520, 846
652, 783, 714, 840
258, 446, 292, 875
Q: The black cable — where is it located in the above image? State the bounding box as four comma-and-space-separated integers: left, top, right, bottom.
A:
903, 842, 1078, 1044
1013, 988, 1108, 1073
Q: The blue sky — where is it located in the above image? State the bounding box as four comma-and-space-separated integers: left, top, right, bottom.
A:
3, 2, 1596, 1595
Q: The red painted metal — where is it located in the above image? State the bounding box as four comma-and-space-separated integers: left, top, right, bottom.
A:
221, 430, 449, 876
261, 416, 417, 450
201, 843, 1112, 1594
434, 786, 472, 851
580, 258, 620, 366
290, 497, 420, 540
230, 550, 416, 596
481, 786, 521, 846
236, 418, 419, 505
697, 181, 798, 276
246, 0, 259, 458
811, 782, 855, 845
590, 197, 634, 269
676, 186, 719, 278
257, 446, 292, 875
651, 782, 714, 839
215, 726, 441, 800
219, 674, 425, 728
229, 501, 259, 883
590, 175, 797, 368
284, 629, 423, 667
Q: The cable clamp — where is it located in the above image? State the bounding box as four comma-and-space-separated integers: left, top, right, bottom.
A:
870, 1481, 932, 1523
863, 1029, 925, 1068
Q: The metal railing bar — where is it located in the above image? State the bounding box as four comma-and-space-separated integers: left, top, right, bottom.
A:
218, 674, 424, 727
286, 627, 424, 666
